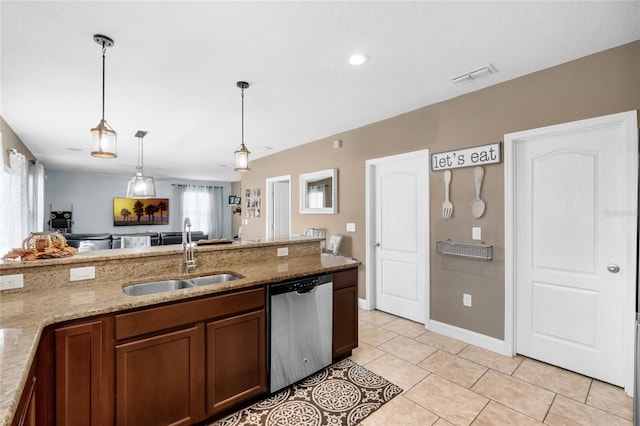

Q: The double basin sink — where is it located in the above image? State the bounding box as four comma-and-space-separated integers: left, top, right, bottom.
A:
123, 273, 241, 296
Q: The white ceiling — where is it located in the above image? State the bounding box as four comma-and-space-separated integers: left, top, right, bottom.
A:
2, 1, 639, 182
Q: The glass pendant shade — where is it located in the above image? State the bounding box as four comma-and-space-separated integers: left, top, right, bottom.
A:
91, 119, 117, 158
126, 130, 155, 198
234, 143, 250, 172
126, 173, 156, 199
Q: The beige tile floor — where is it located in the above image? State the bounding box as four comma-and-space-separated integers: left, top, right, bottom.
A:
354, 309, 634, 426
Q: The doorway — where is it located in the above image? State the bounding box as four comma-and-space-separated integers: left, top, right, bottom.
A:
505, 111, 638, 395
266, 175, 291, 239
365, 150, 430, 323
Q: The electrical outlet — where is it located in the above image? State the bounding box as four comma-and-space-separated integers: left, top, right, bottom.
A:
346, 223, 356, 232
463, 293, 472, 307
472, 227, 481, 240
0, 274, 24, 290
70, 266, 96, 281
277, 247, 289, 257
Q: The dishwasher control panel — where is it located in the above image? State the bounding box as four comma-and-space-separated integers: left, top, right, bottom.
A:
269, 273, 332, 295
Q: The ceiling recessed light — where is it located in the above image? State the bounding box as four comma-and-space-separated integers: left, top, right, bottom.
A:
349, 53, 369, 66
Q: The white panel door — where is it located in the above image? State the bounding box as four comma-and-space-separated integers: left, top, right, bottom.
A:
273, 181, 290, 238
373, 151, 429, 323
513, 112, 637, 387
266, 176, 291, 239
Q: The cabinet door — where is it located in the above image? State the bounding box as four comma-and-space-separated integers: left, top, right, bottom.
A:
333, 268, 359, 361
206, 309, 266, 416
115, 325, 204, 426
55, 320, 106, 426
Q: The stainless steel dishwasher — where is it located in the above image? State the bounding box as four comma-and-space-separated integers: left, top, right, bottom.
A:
269, 273, 333, 393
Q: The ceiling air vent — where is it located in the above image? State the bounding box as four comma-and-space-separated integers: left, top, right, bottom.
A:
452, 64, 497, 85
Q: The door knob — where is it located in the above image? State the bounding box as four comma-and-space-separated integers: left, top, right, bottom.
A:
373, 243, 381, 247
607, 263, 620, 273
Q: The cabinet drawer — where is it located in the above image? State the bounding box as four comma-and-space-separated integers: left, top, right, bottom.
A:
333, 268, 357, 290
116, 286, 265, 340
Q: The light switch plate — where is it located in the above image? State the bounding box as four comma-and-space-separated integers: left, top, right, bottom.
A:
463, 293, 472, 307
70, 266, 96, 281
472, 227, 481, 240
0, 274, 24, 290
346, 223, 356, 232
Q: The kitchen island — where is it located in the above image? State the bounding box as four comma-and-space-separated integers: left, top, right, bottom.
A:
0, 236, 360, 426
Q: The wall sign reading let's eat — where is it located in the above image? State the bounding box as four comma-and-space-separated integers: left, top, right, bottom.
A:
431, 142, 501, 171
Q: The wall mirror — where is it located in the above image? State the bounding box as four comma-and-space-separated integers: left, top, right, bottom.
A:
299, 169, 338, 214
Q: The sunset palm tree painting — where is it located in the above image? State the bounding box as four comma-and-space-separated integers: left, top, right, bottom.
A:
113, 197, 169, 226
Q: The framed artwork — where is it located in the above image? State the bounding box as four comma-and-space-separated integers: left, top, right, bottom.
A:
113, 197, 169, 226
245, 187, 262, 218
327, 234, 343, 256
228, 195, 241, 205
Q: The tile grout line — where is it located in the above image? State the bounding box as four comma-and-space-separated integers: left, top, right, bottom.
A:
542, 392, 559, 424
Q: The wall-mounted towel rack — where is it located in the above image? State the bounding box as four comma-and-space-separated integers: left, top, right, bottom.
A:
436, 240, 493, 260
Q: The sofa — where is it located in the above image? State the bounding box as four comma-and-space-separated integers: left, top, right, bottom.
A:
159, 231, 206, 245
63, 231, 208, 251
64, 233, 113, 251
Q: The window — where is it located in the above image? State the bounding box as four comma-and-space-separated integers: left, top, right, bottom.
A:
0, 143, 44, 256
173, 184, 223, 239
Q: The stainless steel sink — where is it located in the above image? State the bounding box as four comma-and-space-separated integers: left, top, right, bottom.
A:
122, 279, 195, 296
189, 273, 241, 287
122, 273, 242, 296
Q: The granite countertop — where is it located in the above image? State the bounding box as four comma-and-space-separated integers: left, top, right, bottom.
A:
0, 235, 322, 271
0, 251, 359, 425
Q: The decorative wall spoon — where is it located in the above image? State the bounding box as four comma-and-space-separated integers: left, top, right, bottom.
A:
471, 166, 485, 219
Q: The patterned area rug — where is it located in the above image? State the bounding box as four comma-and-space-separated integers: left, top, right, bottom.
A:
211, 359, 402, 426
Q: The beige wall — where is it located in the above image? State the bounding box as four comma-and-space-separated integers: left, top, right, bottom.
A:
232, 41, 638, 340
1, 116, 37, 167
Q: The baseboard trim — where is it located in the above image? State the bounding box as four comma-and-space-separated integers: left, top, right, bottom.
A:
358, 298, 370, 310
428, 320, 510, 356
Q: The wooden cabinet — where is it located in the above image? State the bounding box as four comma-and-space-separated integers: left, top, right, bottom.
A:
115, 325, 204, 426
54, 317, 113, 426
332, 268, 359, 361
113, 285, 266, 425
206, 309, 266, 416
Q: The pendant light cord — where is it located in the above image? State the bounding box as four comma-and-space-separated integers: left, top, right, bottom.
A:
137, 136, 144, 174
241, 87, 245, 147
101, 43, 106, 122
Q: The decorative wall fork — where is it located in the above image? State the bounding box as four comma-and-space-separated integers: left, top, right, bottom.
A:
442, 170, 453, 219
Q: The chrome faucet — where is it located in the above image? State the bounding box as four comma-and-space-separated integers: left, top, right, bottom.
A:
182, 217, 196, 274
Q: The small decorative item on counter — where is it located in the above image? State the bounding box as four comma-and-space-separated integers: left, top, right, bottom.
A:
3, 231, 78, 260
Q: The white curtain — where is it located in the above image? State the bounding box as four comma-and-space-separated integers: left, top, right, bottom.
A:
28, 160, 45, 233
0, 146, 45, 256
211, 186, 223, 239
0, 136, 9, 256
173, 185, 224, 239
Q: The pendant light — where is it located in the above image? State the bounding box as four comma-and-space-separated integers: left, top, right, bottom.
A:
234, 81, 251, 172
90, 34, 117, 158
126, 130, 156, 199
